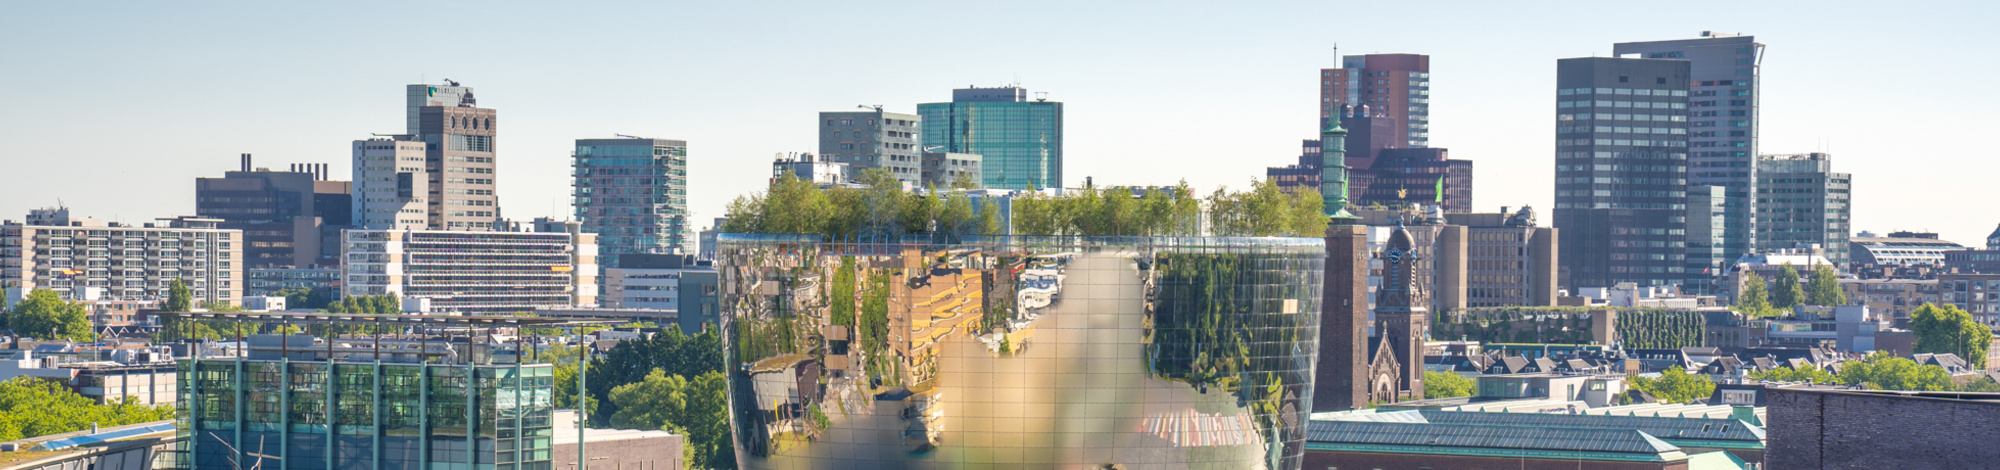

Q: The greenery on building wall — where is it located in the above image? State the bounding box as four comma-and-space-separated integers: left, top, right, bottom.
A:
1432, 306, 1705, 349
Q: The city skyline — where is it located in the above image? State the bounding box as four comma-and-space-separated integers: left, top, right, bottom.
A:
2, 1, 1996, 244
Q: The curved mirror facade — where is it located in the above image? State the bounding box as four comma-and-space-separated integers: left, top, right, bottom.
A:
717, 235, 1324, 469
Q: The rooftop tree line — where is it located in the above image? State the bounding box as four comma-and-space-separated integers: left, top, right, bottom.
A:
721, 169, 1328, 239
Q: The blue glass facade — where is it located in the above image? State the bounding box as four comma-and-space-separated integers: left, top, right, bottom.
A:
717, 235, 1323, 469
573, 138, 691, 264
917, 95, 1063, 190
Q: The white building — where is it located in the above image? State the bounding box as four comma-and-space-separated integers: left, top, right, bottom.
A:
603, 253, 709, 310
341, 226, 597, 314
2, 213, 243, 306
350, 137, 430, 230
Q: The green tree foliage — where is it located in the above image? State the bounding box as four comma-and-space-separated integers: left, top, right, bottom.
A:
275, 287, 333, 310
164, 279, 193, 313
605, 369, 730, 470
1736, 271, 1776, 318
1205, 179, 1324, 237
1423, 370, 1476, 398
326, 293, 402, 314
1962, 376, 2000, 392
1836, 352, 1957, 391
1627, 366, 1716, 404
584, 327, 723, 427
4, 289, 93, 341
0, 376, 173, 441
1910, 303, 1992, 364
1805, 264, 1846, 306
1748, 363, 1839, 384
1770, 264, 1804, 310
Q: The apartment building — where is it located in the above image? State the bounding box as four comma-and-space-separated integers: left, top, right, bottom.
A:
341, 224, 597, 315
1, 210, 243, 306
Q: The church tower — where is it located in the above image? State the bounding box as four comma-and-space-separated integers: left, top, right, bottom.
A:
1374, 225, 1428, 399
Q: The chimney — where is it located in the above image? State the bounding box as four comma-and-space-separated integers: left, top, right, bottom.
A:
241, 153, 252, 172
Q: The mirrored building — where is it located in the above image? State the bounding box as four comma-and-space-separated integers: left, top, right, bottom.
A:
716, 235, 1324, 469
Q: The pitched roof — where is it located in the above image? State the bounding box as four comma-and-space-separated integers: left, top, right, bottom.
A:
1305, 420, 1682, 457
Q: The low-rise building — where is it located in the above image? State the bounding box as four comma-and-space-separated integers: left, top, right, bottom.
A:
1839, 278, 1939, 325
1847, 231, 1964, 266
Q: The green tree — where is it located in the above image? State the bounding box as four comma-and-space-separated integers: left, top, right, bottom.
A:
164, 279, 193, 313
1423, 370, 1476, 398
1806, 263, 1846, 306
1770, 264, 1804, 310
5, 289, 93, 342
605, 369, 731, 469
1748, 363, 1839, 384
1910, 303, 1992, 364
1627, 366, 1716, 403
1961, 376, 2000, 393
1837, 352, 1957, 391
0, 376, 173, 441
1736, 271, 1775, 317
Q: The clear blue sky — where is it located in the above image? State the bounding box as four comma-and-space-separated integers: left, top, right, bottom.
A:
3, 1, 1995, 244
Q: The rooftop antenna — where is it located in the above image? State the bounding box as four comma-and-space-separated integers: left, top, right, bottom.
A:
614, 134, 645, 139
857, 104, 882, 111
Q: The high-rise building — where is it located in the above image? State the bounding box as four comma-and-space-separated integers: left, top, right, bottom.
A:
350, 137, 430, 230
1553, 57, 1692, 290
1755, 152, 1851, 267
407, 81, 499, 231
196, 154, 351, 269
819, 109, 923, 185
1614, 33, 1764, 265
1269, 108, 1472, 212
1, 214, 243, 306
573, 137, 691, 263
918, 86, 1063, 190
1320, 53, 1431, 147
341, 223, 597, 314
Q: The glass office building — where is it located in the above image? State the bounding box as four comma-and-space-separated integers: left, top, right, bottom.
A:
163, 313, 602, 470
716, 234, 1324, 469
573, 138, 692, 261
917, 87, 1064, 190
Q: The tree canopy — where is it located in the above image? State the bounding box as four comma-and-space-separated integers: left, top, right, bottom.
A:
1805, 264, 1846, 306
1748, 363, 1839, 384
1770, 264, 1804, 310
0, 377, 173, 441
1910, 303, 1992, 364
721, 170, 1325, 239
1735, 271, 1777, 318
1628, 366, 1715, 404
1836, 352, 1957, 391
3, 289, 93, 342
1423, 370, 1475, 398
607, 369, 729, 470
164, 279, 193, 313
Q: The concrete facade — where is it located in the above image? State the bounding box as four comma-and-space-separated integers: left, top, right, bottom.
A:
340, 227, 597, 314
0, 215, 243, 306
819, 109, 922, 184
195, 155, 351, 269
350, 137, 431, 230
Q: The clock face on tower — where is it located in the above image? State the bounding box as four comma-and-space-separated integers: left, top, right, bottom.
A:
1387, 249, 1404, 265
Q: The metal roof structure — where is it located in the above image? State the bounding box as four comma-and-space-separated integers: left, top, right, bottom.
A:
1418, 410, 1765, 444
1305, 420, 1682, 458
160, 311, 618, 328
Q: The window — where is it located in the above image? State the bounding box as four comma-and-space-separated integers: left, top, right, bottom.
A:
1619, 76, 1629, 83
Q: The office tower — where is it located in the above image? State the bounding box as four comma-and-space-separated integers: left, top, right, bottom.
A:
1320, 53, 1431, 147
1, 214, 243, 305
1269, 108, 1472, 212
350, 137, 430, 230
918, 86, 1064, 190
1755, 153, 1851, 267
1553, 57, 1691, 290
341, 223, 597, 314
819, 109, 923, 185
407, 81, 499, 231
1615, 33, 1764, 264
196, 154, 351, 269
1686, 185, 1727, 294
573, 137, 691, 264
715, 235, 1322, 468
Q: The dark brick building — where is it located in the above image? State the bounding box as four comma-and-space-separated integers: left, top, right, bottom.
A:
1270, 113, 1474, 213
1767, 386, 2000, 470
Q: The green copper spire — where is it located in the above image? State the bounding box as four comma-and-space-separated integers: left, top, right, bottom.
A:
1321, 106, 1359, 224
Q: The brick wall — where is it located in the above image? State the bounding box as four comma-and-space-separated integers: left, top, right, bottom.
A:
1768, 387, 2000, 470
551, 434, 683, 470
1316, 225, 1370, 411
1302, 450, 1684, 470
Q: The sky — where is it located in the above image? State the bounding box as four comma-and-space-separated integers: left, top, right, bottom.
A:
2, 1, 1996, 244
